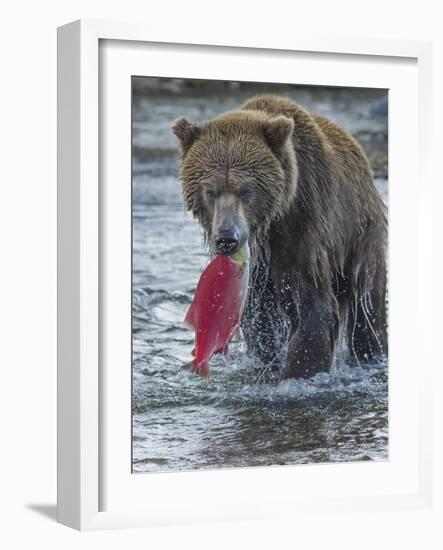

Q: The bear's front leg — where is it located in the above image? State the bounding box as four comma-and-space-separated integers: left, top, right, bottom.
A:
282, 291, 339, 379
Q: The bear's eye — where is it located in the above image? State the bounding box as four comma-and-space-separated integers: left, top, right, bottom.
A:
238, 188, 254, 203
204, 189, 216, 205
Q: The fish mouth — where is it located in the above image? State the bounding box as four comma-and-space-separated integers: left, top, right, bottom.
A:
217, 249, 238, 256
210, 241, 238, 257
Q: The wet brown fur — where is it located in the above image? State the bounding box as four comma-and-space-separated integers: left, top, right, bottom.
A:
173, 95, 388, 378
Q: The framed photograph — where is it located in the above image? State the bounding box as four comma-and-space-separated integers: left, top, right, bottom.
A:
57, 19, 434, 530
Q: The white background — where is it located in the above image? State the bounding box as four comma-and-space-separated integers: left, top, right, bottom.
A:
101, 40, 420, 514
0, 1, 441, 548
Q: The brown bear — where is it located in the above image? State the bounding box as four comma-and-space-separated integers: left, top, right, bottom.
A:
173, 95, 387, 378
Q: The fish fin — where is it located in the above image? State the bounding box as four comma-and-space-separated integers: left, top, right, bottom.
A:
233, 325, 243, 342
184, 301, 197, 328
181, 361, 195, 373
183, 318, 196, 330
181, 360, 209, 378
222, 320, 240, 344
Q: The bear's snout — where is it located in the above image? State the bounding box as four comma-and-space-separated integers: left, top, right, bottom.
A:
214, 229, 239, 255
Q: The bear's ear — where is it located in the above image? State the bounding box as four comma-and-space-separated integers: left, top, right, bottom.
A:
263, 116, 294, 152
172, 117, 201, 154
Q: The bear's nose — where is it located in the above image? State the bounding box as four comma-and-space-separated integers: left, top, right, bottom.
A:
214, 229, 239, 255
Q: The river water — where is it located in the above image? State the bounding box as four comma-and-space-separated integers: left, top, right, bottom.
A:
131, 79, 388, 473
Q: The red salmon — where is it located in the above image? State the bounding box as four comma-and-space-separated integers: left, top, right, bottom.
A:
182, 245, 249, 377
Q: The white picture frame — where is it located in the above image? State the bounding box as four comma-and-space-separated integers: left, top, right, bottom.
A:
57, 19, 435, 531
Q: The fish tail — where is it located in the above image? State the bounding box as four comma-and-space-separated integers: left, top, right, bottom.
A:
181, 360, 209, 378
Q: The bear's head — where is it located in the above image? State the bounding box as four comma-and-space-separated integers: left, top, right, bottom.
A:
173, 110, 298, 255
